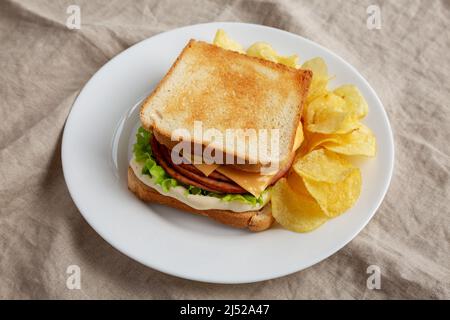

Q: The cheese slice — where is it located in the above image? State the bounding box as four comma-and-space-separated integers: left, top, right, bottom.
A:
193, 123, 305, 196
216, 166, 273, 197
181, 152, 219, 176
195, 163, 219, 176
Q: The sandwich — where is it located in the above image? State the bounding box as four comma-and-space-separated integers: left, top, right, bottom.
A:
128, 39, 312, 231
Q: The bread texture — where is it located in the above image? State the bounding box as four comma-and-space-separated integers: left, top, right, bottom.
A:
141, 40, 312, 171
128, 166, 274, 231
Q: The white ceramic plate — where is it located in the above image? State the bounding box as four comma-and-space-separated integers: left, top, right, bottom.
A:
62, 22, 394, 284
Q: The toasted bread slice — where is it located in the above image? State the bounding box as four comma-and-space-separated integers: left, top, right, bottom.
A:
141, 40, 312, 172
127, 166, 274, 231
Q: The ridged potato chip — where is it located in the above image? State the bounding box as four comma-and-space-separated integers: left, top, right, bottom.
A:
303, 168, 362, 218
293, 149, 354, 183
213, 29, 245, 53
334, 85, 369, 120
305, 94, 359, 134
323, 124, 376, 157
272, 178, 328, 232
247, 42, 298, 68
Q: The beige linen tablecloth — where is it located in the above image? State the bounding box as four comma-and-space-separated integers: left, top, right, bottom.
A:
0, 0, 449, 299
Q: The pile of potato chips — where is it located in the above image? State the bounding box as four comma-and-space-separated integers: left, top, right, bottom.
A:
214, 29, 299, 67
213, 30, 377, 233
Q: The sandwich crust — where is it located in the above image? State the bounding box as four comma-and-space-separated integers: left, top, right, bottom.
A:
127, 166, 274, 231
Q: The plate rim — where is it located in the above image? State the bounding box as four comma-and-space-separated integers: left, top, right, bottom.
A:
62, 22, 395, 284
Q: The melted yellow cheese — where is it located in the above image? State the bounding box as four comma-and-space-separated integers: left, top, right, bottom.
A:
216, 166, 273, 197
194, 163, 219, 176
192, 122, 304, 196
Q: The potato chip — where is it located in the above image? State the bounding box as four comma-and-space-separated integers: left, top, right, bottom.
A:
305, 94, 359, 134
334, 85, 369, 119
303, 131, 338, 153
305, 93, 345, 124
213, 29, 245, 53
293, 120, 305, 151
287, 170, 310, 196
322, 124, 376, 157
306, 76, 329, 104
303, 168, 362, 218
296, 134, 311, 158
301, 57, 328, 77
272, 178, 328, 232
301, 57, 329, 103
247, 42, 298, 68
293, 149, 354, 183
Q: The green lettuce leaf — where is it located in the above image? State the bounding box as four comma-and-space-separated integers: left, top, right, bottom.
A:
133, 127, 265, 205
134, 127, 179, 192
